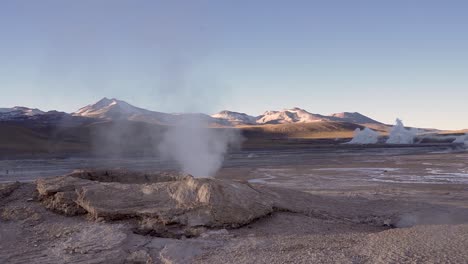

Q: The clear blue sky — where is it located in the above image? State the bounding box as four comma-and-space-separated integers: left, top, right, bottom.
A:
1, 0, 467, 129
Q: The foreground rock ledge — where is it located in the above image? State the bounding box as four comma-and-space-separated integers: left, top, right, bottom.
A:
36, 170, 274, 235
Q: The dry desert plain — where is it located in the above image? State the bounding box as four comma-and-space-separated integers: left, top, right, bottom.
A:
1, 142, 468, 263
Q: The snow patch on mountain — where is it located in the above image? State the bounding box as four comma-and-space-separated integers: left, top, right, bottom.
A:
212, 111, 256, 125
0, 106, 45, 120
256, 107, 326, 124
0, 106, 44, 116
73, 98, 149, 118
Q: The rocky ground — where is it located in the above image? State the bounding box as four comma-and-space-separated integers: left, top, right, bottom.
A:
1, 166, 468, 264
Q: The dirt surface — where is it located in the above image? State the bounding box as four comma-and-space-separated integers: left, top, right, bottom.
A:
1, 182, 468, 263
1, 148, 468, 263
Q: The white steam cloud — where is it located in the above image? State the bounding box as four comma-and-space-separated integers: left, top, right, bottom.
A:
146, 2, 242, 177
453, 133, 468, 145
346, 127, 379, 144
386, 119, 417, 144
158, 115, 242, 177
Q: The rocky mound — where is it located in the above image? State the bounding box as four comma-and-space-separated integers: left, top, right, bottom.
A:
0, 182, 20, 199
36, 170, 274, 237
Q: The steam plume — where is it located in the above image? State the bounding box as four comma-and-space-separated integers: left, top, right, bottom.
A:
147, 2, 241, 177
386, 119, 417, 144
346, 127, 379, 144
158, 115, 242, 177
453, 133, 468, 145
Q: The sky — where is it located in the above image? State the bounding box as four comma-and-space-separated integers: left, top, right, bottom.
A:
0, 0, 467, 129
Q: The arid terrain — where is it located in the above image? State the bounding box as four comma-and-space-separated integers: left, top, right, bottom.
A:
2, 0, 468, 262
1, 144, 468, 263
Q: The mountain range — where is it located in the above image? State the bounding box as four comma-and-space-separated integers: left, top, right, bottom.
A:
0, 97, 382, 127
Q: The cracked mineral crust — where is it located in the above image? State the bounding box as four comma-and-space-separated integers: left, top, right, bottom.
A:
36, 169, 274, 231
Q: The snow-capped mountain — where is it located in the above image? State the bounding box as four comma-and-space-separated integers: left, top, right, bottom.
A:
74, 98, 155, 118
212, 108, 381, 126
73, 97, 176, 124
256, 107, 326, 124
0, 106, 44, 115
0, 106, 45, 121
0, 106, 94, 126
1, 98, 383, 127
211, 110, 256, 125
73, 98, 226, 126
328, 112, 381, 124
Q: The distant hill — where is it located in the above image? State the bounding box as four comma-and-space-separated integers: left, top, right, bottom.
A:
0, 119, 370, 157
73, 98, 227, 126
242, 121, 369, 139
211, 110, 257, 125
0, 106, 44, 121
73, 98, 173, 124
0, 119, 167, 158
212, 107, 382, 126
1, 97, 384, 128
3, 97, 444, 156
255, 107, 326, 124
328, 112, 382, 124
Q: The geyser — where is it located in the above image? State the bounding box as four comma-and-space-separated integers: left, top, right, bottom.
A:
158, 115, 242, 177
346, 127, 379, 144
36, 169, 274, 233
386, 119, 417, 144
